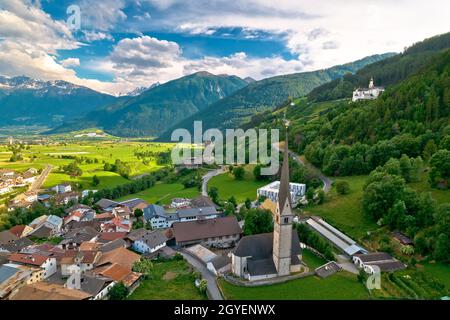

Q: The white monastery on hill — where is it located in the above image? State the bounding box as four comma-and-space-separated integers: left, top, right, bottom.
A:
352, 78, 385, 102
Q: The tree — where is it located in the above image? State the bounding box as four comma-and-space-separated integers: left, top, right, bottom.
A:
132, 258, 153, 279
336, 181, 350, 195
243, 209, 273, 235
232, 166, 245, 180
429, 149, 450, 189
244, 198, 252, 210
306, 188, 315, 202
108, 282, 129, 300
423, 140, 437, 160
92, 175, 100, 187
134, 208, 143, 219
208, 187, 219, 204
198, 279, 208, 294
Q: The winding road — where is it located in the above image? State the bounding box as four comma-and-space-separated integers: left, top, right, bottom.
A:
273, 143, 332, 193
201, 167, 225, 196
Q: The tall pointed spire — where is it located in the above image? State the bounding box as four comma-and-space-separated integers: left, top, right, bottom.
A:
278, 122, 292, 212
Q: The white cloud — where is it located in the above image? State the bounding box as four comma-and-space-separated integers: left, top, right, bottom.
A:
0, 0, 79, 52
60, 58, 80, 68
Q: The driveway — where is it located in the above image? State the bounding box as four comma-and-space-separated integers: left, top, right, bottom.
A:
180, 251, 223, 300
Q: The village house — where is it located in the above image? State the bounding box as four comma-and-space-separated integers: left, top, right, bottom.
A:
8, 225, 33, 238
8, 253, 57, 279
0, 263, 44, 299
130, 229, 168, 254
52, 183, 72, 194
60, 251, 101, 276
60, 227, 99, 250
143, 204, 221, 229
101, 217, 132, 233
172, 216, 242, 247
0, 238, 34, 253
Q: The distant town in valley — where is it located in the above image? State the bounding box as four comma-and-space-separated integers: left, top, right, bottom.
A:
0, 0, 449, 304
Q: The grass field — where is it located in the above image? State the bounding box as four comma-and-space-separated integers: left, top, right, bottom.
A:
117, 182, 200, 205
0, 142, 174, 190
306, 175, 378, 240
218, 272, 369, 300
128, 258, 206, 300
208, 166, 267, 203
302, 249, 327, 269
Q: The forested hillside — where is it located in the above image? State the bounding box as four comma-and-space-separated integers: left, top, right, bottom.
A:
307, 32, 450, 102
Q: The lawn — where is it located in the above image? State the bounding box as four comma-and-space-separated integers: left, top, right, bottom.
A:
302, 249, 327, 270
116, 182, 200, 205
306, 175, 378, 240
218, 272, 369, 300
0, 142, 174, 190
128, 258, 206, 300
208, 166, 267, 203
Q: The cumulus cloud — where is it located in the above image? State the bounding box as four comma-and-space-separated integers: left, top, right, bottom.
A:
61, 58, 80, 68
0, 0, 79, 52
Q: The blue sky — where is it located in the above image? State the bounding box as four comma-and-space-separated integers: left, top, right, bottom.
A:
0, 0, 449, 94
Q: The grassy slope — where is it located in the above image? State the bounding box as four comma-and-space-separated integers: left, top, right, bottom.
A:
305, 176, 378, 240
0, 142, 173, 190
218, 272, 369, 300
117, 182, 200, 205
128, 259, 206, 300
208, 165, 267, 203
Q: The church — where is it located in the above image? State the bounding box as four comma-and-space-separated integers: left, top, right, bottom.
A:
231, 128, 302, 281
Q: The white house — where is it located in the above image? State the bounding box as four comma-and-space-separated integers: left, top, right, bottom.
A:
23, 192, 38, 203
353, 252, 406, 274
257, 181, 306, 205
131, 230, 168, 254
61, 251, 101, 276
352, 78, 385, 102
143, 204, 221, 229
8, 253, 57, 279
53, 183, 72, 194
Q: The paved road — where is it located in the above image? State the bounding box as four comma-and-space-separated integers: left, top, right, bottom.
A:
273, 143, 332, 193
30, 165, 53, 192
181, 251, 223, 300
201, 168, 225, 196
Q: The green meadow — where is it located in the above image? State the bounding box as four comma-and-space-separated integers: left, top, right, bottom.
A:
117, 182, 200, 205
218, 272, 369, 300
128, 258, 206, 300
0, 142, 174, 190
208, 165, 267, 203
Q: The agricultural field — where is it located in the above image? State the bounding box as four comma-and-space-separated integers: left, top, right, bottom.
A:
208, 165, 267, 203
218, 272, 369, 300
117, 182, 200, 205
0, 141, 174, 190
128, 258, 206, 300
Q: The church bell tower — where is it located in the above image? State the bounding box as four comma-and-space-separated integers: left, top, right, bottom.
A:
272, 124, 294, 276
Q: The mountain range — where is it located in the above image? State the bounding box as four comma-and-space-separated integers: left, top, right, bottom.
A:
0, 76, 117, 127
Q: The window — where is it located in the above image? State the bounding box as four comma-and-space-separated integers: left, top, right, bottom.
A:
284, 217, 289, 224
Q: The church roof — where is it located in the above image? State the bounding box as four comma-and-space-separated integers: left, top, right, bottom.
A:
234, 232, 301, 276
278, 127, 292, 211
234, 232, 301, 259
